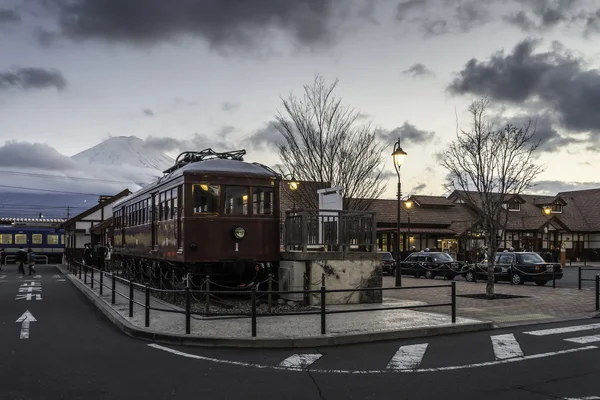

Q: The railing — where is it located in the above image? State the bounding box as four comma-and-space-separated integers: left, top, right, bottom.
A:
65, 260, 457, 338
578, 267, 600, 292
4, 255, 49, 266
284, 209, 377, 253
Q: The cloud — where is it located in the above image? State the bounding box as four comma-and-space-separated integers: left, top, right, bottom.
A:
448, 39, 600, 139
40, 0, 358, 50
0, 67, 66, 91
0, 141, 78, 170
144, 127, 240, 154
240, 121, 282, 151
0, 9, 20, 24
222, 101, 240, 113
402, 63, 434, 77
142, 108, 154, 117
377, 122, 436, 144
529, 179, 600, 195
504, 0, 580, 32
412, 183, 427, 192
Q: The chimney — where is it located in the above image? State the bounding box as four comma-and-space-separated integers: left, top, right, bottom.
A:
98, 195, 111, 204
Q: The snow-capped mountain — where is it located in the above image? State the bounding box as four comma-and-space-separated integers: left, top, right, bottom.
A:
71, 136, 174, 171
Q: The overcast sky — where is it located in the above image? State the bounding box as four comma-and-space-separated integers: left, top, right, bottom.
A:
2, 0, 600, 200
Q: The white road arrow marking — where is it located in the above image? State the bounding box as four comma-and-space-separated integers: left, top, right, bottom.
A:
491, 334, 524, 360
564, 335, 600, 344
524, 323, 600, 336
16, 310, 36, 339
277, 354, 322, 369
387, 344, 429, 370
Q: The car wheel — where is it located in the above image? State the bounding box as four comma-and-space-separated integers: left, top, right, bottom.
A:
511, 273, 523, 285
425, 270, 434, 279
465, 271, 475, 282
535, 280, 548, 286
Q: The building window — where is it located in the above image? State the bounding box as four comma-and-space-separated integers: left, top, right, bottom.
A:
0, 234, 12, 244
224, 186, 249, 215
193, 184, 220, 214
15, 234, 27, 245
32, 234, 42, 244
551, 204, 562, 213
252, 187, 273, 215
47, 235, 59, 245
508, 201, 521, 211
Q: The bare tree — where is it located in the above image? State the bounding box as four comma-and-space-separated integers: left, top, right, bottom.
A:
441, 98, 544, 298
275, 75, 387, 210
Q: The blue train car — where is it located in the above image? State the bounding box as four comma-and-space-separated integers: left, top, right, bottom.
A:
0, 226, 65, 264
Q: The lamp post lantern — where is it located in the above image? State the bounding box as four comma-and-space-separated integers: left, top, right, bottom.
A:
392, 138, 407, 287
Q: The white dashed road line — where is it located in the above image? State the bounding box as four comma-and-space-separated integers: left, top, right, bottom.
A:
277, 354, 323, 368
386, 344, 429, 370
524, 323, 600, 336
491, 334, 524, 360
564, 334, 600, 344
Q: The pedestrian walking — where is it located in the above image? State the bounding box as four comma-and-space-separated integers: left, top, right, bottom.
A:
27, 248, 37, 276
16, 246, 26, 275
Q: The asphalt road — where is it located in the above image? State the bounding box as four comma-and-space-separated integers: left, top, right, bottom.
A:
2, 265, 600, 399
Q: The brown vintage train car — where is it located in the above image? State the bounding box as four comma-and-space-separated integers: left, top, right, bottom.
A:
112, 149, 281, 282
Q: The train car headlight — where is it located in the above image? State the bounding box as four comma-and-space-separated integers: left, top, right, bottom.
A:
233, 226, 246, 240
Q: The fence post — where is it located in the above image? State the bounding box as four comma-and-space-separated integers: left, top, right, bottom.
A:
320, 285, 326, 334
451, 281, 456, 323
91, 268, 94, 289
205, 275, 210, 316
268, 274, 273, 313
145, 284, 150, 327
185, 287, 191, 334
111, 274, 116, 304
251, 287, 257, 338
596, 274, 599, 312
129, 280, 134, 318
78, 263, 81, 279
84, 266, 87, 284
578, 267, 582, 290
552, 265, 556, 289
99, 270, 103, 295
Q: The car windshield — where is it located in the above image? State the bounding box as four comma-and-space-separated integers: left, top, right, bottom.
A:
432, 253, 454, 262
518, 253, 545, 263
381, 253, 393, 260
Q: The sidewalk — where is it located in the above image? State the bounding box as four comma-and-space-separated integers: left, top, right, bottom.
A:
383, 276, 599, 326
56, 264, 491, 348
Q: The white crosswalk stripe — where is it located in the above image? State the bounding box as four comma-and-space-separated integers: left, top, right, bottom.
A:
386, 344, 428, 370
277, 354, 322, 369
491, 334, 524, 360
523, 323, 600, 336
564, 334, 600, 344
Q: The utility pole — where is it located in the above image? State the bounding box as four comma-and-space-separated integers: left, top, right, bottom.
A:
66, 206, 70, 219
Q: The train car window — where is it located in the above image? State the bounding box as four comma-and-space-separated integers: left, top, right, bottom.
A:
15, 234, 27, 245
32, 234, 42, 244
47, 234, 59, 245
62, 234, 65, 245
164, 191, 171, 220
172, 188, 178, 220
193, 184, 219, 214
224, 186, 249, 215
0, 233, 12, 244
252, 187, 273, 215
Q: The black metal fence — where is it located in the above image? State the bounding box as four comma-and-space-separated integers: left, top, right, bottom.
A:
577, 267, 600, 311
65, 260, 457, 337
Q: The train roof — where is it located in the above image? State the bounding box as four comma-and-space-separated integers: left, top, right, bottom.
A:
113, 149, 280, 207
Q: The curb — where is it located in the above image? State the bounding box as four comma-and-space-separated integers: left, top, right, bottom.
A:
57, 264, 497, 348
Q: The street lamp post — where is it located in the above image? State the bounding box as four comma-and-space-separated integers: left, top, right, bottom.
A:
405, 200, 412, 251
392, 138, 407, 287
543, 206, 551, 252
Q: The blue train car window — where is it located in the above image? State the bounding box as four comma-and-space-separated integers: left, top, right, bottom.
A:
15, 234, 27, 245
32, 234, 42, 244
0, 233, 12, 244
47, 234, 59, 245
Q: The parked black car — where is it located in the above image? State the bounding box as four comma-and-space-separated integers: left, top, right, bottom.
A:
378, 252, 396, 275
400, 252, 467, 280
464, 251, 563, 285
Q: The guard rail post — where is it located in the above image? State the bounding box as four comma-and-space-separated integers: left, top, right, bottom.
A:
268, 274, 273, 313
578, 267, 582, 290
145, 284, 150, 328
185, 287, 190, 334
99, 270, 103, 295
552, 266, 556, 289
111, 274, 116, 305
78, 263, 81, 279
205, 275, 210, 316
129, 280, 134, 318
84, 266, 87, 284
90, 268, 94, 289
596, 275, 599, 312
451, 281, 456, 323
320, 285, 326, 334
251, 287, 257, 338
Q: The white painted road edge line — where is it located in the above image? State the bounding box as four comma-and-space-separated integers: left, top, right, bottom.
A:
147, 344, 598, 374
278, 354, 323, 368
387, 344, 428, 370
564, 334, 600, 344
563, 396, 600, 399
491, 334, 524, 360
524, 323, 600, 336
